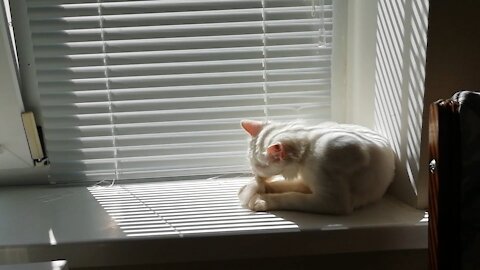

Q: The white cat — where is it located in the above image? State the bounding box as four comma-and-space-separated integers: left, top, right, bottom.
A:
238, 120, 395, 214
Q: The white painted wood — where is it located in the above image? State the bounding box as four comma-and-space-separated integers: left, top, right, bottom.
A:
0, 0, 32, 171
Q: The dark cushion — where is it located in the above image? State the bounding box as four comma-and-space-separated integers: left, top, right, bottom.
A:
454, 91, 480, 270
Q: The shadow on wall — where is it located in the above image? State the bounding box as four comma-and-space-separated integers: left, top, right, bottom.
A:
373, 0, 429, 206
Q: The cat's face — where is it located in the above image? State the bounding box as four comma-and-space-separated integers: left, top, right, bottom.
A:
241, 120, 286, 177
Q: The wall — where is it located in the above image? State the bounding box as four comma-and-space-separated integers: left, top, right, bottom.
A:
345, 0, 430, 207
416, 0, 480, 208
345, 0, 378, 128
77, 250, 427, 270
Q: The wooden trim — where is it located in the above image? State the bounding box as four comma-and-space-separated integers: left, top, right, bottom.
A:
428, 99, 461, 270
428, 102, 439, 270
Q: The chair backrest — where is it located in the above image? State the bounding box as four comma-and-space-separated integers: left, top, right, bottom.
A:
428, 97, 461, 270
428, 91, 480, 270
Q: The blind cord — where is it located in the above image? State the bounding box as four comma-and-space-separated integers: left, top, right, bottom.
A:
97, 0, 118, 185
260, 0, 269, 121
319, 0, 326, 48
312, 0, 327, 48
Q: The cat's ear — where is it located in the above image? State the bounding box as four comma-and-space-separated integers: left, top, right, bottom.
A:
267, 141, 302, 161
241, 120, 264, 137
267, 143, 286, 161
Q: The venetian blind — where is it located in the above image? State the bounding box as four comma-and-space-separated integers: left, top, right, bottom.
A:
19, 0, 333, 182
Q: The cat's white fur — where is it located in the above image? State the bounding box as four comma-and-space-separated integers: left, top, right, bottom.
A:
238, 120, 395, 214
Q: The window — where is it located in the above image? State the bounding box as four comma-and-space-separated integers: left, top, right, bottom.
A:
5, 0, 430, 209
10, 0, 336, 183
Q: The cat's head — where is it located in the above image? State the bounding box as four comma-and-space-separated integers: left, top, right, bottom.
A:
241, 120, 301, 178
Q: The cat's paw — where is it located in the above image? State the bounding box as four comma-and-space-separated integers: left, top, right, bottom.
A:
238, 181, 258, 207
247, 194, 268, 212
238, 179, 267, 207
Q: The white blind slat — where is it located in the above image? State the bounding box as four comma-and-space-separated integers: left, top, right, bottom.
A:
32, 31, 329, 57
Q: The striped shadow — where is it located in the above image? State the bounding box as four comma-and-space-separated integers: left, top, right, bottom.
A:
88, 177, 299, 237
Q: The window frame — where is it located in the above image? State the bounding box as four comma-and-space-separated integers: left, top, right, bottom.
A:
0, 0, 34, 175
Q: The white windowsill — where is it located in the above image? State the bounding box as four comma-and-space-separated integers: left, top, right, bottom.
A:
0, 178, 427, 269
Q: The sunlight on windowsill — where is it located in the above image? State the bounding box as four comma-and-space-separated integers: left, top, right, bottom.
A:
88, 178, 299, 237
87, 177, 427, 238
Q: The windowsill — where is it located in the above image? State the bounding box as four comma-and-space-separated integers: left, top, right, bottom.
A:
0, 178, 427, 269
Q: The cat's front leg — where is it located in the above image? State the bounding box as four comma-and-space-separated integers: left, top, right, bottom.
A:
248, 192, 354, 214
238, 176, 267, 208
255, 174, 271, 193
247, 193, 268, 211
264, 179, 311, 194
247, 192, 315, 212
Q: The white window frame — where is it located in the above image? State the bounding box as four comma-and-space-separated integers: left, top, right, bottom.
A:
0, 0, 44, 183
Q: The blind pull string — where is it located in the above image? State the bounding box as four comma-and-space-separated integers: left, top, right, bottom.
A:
312, 0, 327, 48
97, 0, 118, 184
260, 0, 269, 122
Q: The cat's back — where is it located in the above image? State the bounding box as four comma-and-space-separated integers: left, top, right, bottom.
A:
307, 123, 395, 208
272, 121, 393, 163
307, 122, 391, 150
304, 123, 394, 173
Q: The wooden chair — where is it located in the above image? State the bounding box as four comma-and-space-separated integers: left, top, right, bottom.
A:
428, 91, 480, 270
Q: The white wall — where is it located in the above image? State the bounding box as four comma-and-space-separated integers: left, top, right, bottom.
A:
344, 0, 429, 207
0, 0, 31, 171
345, 0, 379, 128
373, 0, 429, 207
